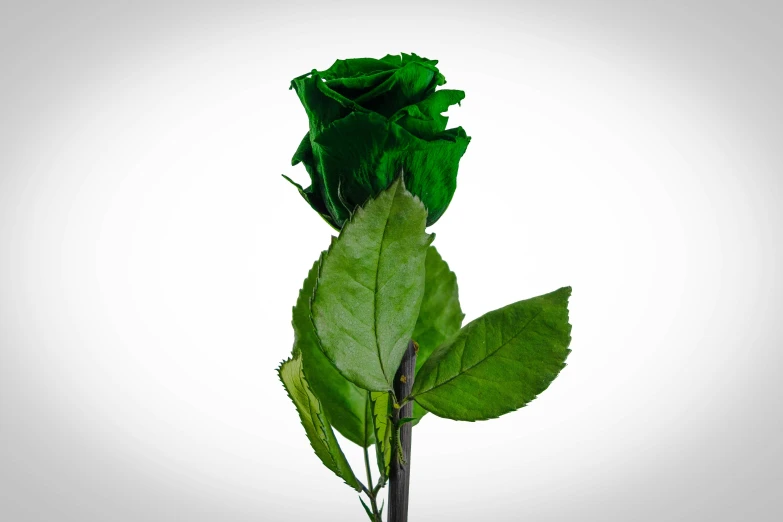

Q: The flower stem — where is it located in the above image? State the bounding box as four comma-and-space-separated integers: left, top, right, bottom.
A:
388, 340, 417, 522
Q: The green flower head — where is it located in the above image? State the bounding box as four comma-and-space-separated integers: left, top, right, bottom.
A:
283, 52, 471, 229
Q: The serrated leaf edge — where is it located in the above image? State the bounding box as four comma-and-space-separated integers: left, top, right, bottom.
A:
276, 357, 362, 491
410, 286, 573, 422
309, 176, 434, 392
370, 391, 392, 481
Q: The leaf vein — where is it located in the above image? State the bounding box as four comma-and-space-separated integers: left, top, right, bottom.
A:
417, 308, 545, 396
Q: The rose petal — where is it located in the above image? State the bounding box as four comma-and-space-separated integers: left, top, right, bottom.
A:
399, 126, 471, 226
319, 57, 398, 80
311, 111, 426, 226
358, 61, 448, 118
288, 132, 339, 228
311, 111, 471, 227
290, 71, 354, 135
325, 69, 395, 101
391, 89, 466, 140
379, 52, 441, 73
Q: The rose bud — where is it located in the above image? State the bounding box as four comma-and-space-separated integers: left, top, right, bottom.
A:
282, 52, 471, 230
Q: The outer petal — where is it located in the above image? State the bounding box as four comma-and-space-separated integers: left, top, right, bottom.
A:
391, 89, 466, 140
290, 71, 359, 135
311, 111, 428, 226
291, 131, 318, 187
311, 111, 471, 227
399, 126, 471, 226
287, 132, 339, 229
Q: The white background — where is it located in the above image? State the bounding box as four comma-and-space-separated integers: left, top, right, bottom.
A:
1, 1, 781, 520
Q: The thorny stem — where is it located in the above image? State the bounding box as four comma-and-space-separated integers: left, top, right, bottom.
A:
388, 340, 417, 522
359, 340, 416, 522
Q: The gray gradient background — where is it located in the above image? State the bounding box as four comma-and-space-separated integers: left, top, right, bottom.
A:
1, 1, 781, 521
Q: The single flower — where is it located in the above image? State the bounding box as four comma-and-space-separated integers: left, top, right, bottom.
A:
283, 52, 471, 229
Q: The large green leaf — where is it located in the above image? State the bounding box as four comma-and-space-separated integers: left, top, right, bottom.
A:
278, 355, 362, 491
370, 391, 392, 481
410, 245, 465, 425
413, 246, 465, 371
311, 177, 433, 391
410, 287, 572, 421
294, 258, 375, 448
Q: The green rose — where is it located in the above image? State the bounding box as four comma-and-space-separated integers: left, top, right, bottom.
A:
283, 52, 471, 229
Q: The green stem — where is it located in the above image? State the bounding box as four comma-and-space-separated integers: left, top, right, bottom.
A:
368, 493, 381, 522
362, 446, 383, 521
364, 445, 374, 494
